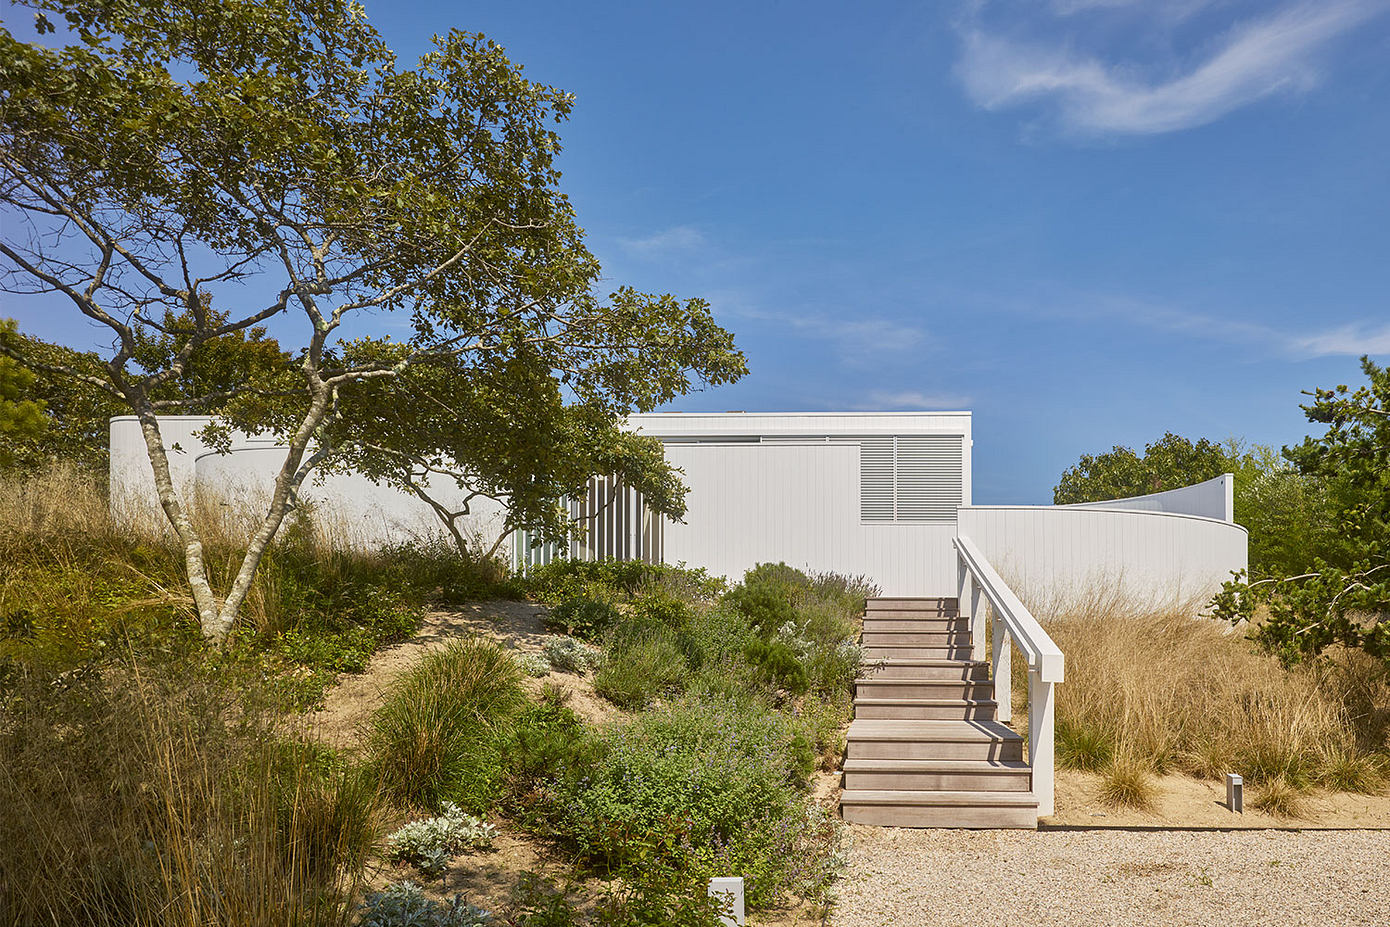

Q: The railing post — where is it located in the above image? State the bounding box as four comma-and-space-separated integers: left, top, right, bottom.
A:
1028, 668, 1056, 818
992, 612, 1011, 724
956, 556, 971, 631
968, 585, 985, 663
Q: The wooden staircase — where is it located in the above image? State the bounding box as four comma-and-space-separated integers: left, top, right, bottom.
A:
840, 597, 1038, 828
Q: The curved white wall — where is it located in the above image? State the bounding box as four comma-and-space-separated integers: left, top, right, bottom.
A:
111, 416, 506, 549
1063, 473, 1234, 521
956, 504, 1248, 615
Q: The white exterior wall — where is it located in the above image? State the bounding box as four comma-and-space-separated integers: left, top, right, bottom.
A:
661, 442, 961, 595
1063, 474, 1234, 521
955, 505, 1248, 614
111, 416, 506, 549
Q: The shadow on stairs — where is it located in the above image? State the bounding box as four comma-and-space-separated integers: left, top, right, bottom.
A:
840, 596, 1038, 829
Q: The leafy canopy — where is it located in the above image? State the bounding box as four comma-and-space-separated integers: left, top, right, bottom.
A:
1213, 357, 1390, 665
0, 0, 745, 640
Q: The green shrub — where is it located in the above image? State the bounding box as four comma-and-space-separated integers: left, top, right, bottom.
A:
524, 560, 723, 606
366, 639, 524, 811
722, 582, 797, 637
549, 697, 826, 907
594, 629, 689, 708
544, 597, 621, 641
502, 687, 601, 823
743, 637, 809, 695
513, 652, 552, 677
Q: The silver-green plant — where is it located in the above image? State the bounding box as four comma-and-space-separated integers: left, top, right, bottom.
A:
542, 635, 602, 674
512, 651, 552, 677
359, 880, 491, 927
386, 803, 498, 878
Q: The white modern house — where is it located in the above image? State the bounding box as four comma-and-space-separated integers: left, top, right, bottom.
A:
110, 410, 1248, 828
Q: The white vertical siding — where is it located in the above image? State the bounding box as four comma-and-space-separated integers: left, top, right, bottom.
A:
956, 505, 1248, 614
662, 442, 961, 594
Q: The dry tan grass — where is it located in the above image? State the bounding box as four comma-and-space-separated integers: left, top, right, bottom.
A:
1010, 585, 1389, 802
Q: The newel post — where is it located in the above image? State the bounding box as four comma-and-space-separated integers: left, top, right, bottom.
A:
1028, 668, 1056, 818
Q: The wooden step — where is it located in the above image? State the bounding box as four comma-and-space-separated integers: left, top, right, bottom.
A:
863, 646, 975, 660
859, 658, 990, 681
862, 617, 970, 633
855, 678, 994, 700
862, 630, 972, 647
866, 597, 958, 613
841, 758, 1032, 792
846, 720, 1024, 761
855, 697, 997, 721
840, 789, 1037, 828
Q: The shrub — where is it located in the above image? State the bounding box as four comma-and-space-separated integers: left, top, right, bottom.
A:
524, 559, 725, 607
366, 639, 525, 811
542, 635, 602, 674
502, 689, 600, 823
386, 803, 498, 878
359, 881, 491, 927
743, 637, 809, 695
513, 652, 552, 677
593, 629, 689, 708
544, 597, 621, 641
549, 697, 826, 907
722, 581, 797, 637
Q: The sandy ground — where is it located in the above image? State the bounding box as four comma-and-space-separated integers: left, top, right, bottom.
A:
830, 826, 1390, 927
1051, 768, 1390, 828
311, 600, 619, 747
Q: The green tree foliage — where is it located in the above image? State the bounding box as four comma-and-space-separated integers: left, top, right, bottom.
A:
0, 0, 744, 641
1053, 431, 1331, 577
321, 350, 688, 561
0, 320, 47, 469
1052, 432, 1235, 504
1213, 357, 1390, 665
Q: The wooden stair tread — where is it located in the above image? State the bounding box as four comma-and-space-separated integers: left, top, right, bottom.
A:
848, 719, 1022, 741
840, 789, 1038, 807
855, 697, 997, 706
842, 758, 1029, 772
859, 658, 986, 667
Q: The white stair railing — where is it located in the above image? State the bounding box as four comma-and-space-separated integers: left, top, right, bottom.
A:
953, 534, 1065, 817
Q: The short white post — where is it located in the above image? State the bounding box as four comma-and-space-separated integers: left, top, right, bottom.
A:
1226, 773, 1244, 813
1028, 668, 1056, 818
992, 614, 1011, 724
969, 584, 986, 663
708, 877, 746, 926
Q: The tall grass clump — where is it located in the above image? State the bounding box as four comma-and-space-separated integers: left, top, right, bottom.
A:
0, 655, 381, 927
366, 638, 525, 810
1027, 590, 1387, 803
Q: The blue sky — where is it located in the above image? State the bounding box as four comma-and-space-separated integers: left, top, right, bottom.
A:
6, 0, 1390, 503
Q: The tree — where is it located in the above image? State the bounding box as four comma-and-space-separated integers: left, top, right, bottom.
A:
1213, 357, 1390, 665
320, 350, 688, 562
1052, 432, 1236, 505
0, 319, 47, 469
0, 0, 745, 643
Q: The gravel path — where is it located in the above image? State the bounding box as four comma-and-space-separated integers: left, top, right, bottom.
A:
830, 826, 1390, 927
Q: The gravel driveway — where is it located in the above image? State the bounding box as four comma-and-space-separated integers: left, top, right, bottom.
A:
830, 825, 1390, 927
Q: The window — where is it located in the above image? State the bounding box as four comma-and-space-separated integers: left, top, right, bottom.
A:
860, 435, 964, 523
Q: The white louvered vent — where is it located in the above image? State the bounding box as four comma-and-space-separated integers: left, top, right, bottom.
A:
860, 435, 963, 523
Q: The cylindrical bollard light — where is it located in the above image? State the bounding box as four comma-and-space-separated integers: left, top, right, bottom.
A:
708, 876, 746, 926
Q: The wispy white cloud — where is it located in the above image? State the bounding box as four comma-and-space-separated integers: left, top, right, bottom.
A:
1039, 292, 1390, 358
723, 301, 930, 364
956, 1, 1386, 135
1287, 322, 1390, 357
855, 389, 973, 410
617, 225, 706, 257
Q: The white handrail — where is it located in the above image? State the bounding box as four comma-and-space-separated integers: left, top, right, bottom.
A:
953, 533, 1064, 818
